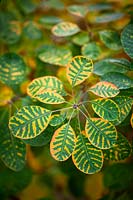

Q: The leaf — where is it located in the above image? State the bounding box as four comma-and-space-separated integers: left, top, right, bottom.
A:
94, 58, 130, 76
23, 125, 55, 147
88, 3, 113, 11
99, 30, 122, 50
72, 32, 89, 46
89, 81, 120, 98
23, 21, 42, 40
85, 118, 117, 149
27, 76, 66, 97
91, 98, 120, 121
0, 125, 26, 171
121, 24, 133, 58
103, 132, 131, 161
38, 45, 72, 66
35, 90, 65, 104
112, 96, 133, 125
39, 16, 62, 29
131, 113, 133, 128
81, 42, 101, 60
67, 56, 93, 87
50, 113, 66, 126
67, 5, 88, 17
72, 133, 103, 174
16, 0, 36, 14
101, 72, 133, 89
50, 123, 76, 161
0, 53, 27, 87
52, 22, 80, 37
9, 106, 51, 139
95, 12, 124, 23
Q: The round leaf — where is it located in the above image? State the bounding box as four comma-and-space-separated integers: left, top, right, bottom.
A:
50, 113, 66, 126
103, 132, 131, 161
85, 118, 117, 149
36, 90, 65, 104
38, 45, 72, 66
27, 76, 66, 97
0, 125, 26, 171
89, 81, 120, 98
82, 42, 101, 60
9, 106, 51, 139
94, 58, 130, 76
50, 123, 76, 161
0, 53, 27, 87
72, 32, 89, 46
67, 5, 88, 17
95, 12, 124, 23
52, 22, 80, 37
91, 98, 120, 121
101, 72, 133, 89
67, 56, 93, 87
72, 133, 103, 174
112, 96, 133, 125
99, 30, 122, 50
121, 24, 133, 58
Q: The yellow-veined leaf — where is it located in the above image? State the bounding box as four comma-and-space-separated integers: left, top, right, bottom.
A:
91, 98, 120, 121
103, 132, 131, 161
27, 76, 66, 97
50, 123, 76, 161
9, 106, 51, 139
67, 56, 93, 87
85, 118, 117, 149
49, 113, 66, 126
72, 132, 103, 174
36, 90, 65, 104
112, 96, 133, 125
89, 81, 119, 98
52, 21, 80, 37
131, 113, 133, 128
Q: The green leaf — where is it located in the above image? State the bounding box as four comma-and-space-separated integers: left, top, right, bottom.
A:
72, 132, 103, 174
23, 21, 42, 40
101, 72, 133, 89
39, 16, 62, 29
88, 3, 113, 11
131, 113, 133, 128
0, 124, 26, 171
85, 118, 117, 149
89, 81, 120, 98
112, 96, 133, 125
121, 24, 133, 58
95, 12, 124, 23
99, 30, 122, 50
91, 98, 120, 121
9, 106, 51, 139
35, 90, 65, 104
52, 22, 80, 37
103, 132, 131, 161
16, 0, 36, 14
82, 42, 101, 60
67, 5, 88, 17
0, 53, 27, 87
27, 76, 66, 97
94, 58, 130, 76
50, 113, 66, 126
72, 32, 89, 46
23, 125, 54, 147
38, 45, 72, 66
67, 56, 93, 87
50, 123, 76, 161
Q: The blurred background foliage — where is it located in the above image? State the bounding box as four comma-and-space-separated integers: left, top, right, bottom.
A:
0, 0, 133, 199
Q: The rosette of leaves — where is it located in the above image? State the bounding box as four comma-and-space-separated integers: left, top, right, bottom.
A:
8, 55, 133, 174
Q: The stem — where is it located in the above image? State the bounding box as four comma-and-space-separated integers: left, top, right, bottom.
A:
81, 104, 91, 118
78, 107, 88, 120
51, 106, 73, 113
77, 110, 82, 134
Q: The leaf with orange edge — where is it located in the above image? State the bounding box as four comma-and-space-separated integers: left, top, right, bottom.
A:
89, 81, 119, 98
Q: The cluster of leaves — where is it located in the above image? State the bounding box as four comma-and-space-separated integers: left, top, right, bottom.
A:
0, 0, 133, 177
